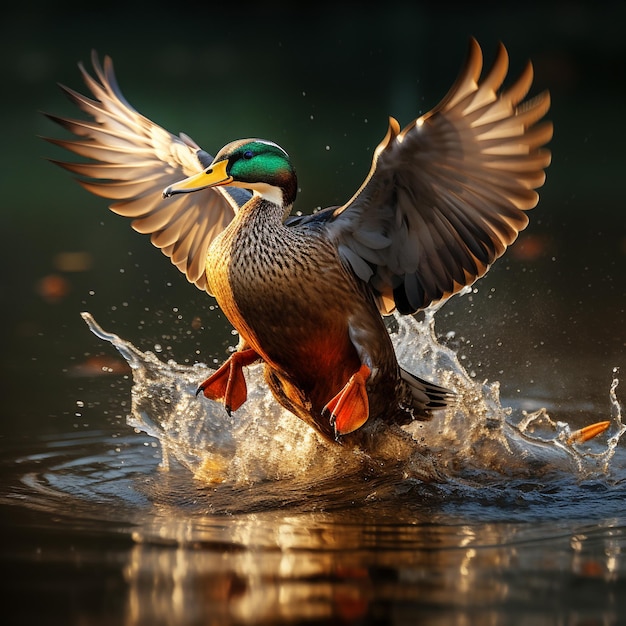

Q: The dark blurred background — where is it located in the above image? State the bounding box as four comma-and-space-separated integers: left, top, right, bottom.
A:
1, 1, 624, 438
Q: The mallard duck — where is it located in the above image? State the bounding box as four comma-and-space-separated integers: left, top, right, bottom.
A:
45, 38, 553, 442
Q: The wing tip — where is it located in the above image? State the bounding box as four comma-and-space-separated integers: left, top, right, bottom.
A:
377, 116, 400, 153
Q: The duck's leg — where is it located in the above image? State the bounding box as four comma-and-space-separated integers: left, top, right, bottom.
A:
196, 347, 260, 414
324, 364, 371, 438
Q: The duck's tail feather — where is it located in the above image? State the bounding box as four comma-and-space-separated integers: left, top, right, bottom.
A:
399, 367, 456, 416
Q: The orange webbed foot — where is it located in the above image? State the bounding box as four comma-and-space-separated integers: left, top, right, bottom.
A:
325, 364, 371, 439
196, 348, 260, 414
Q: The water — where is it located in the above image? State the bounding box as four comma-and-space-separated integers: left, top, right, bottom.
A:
2, 307, 625, 625
79, 308, 624, 489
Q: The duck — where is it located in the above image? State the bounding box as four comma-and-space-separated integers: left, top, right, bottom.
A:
45, 38, 553, 443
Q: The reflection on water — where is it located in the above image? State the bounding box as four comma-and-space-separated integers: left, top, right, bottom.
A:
5, 425, 626, 624
123, 514, 626, 625
1, 309, 625, 625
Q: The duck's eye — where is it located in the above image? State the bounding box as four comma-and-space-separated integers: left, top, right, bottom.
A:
243, 150, 254, 160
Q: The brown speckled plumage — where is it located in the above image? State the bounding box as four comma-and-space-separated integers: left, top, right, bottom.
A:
206, 195, 407, 439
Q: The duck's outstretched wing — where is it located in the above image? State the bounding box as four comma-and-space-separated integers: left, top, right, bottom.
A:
43, 51, 251, 294
325, 38, 553, 314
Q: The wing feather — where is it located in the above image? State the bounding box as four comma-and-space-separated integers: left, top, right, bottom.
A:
43, 51, 247, 294
325, 38, 552, 313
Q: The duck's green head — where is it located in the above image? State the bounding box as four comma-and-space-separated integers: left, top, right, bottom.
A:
164, 139, 297, 209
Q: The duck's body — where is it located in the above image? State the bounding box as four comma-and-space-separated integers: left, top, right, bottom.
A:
213, 200, 370, 434
45, 39, 553, 441
204, 190, 425, 439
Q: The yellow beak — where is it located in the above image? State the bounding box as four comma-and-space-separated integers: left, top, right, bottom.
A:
162, 159, 232, 197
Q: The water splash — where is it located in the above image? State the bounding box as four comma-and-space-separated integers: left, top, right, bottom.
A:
81, 310, 624, 486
